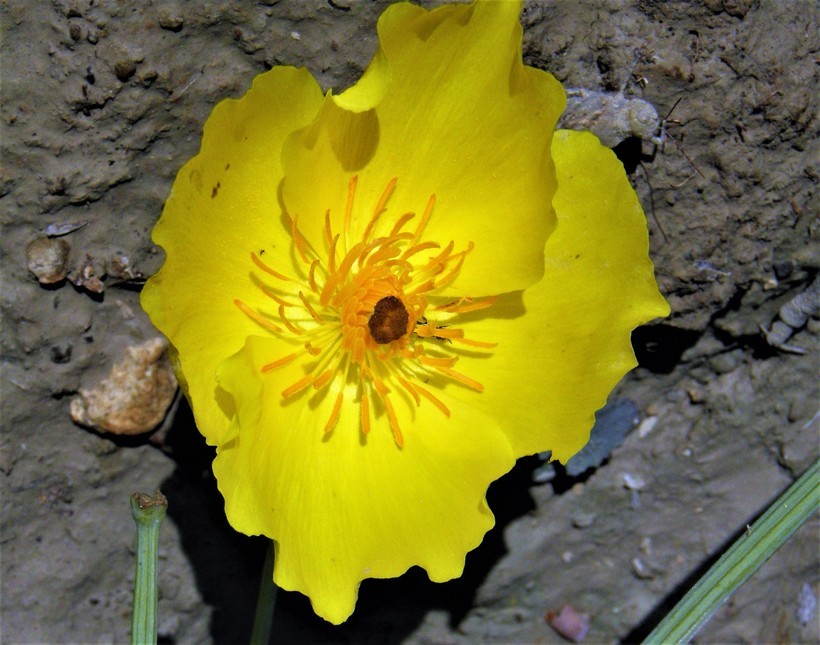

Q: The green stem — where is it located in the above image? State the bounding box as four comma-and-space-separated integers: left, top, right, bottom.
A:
644, 459, 819, 644
130, 491, 167, 645
250, 541, 278, 645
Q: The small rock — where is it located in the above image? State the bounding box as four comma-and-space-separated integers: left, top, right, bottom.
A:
70, 338, 178, 435
68, 22, 83, 42
546, 604, 591, 643
632, 557, 654, 579
638, 415, 659, 437
113, 59, 137, 82
27, 237, 70, 284
571, 512, 596, 529
158, 10, 183, 32
622, 472, 647, 491
797, 582, 817, 626
70, 255, 105, 294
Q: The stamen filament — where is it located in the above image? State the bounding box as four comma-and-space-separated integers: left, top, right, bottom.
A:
412, 382, 451, 417
417, 355, 458, 368
234, 299, 284, 333
282, 374, 313, 398
435, 295, 498, 314
261, 353, 298, 372
288, 214, 311, 264
373, 377, 403, 448
343, 175, 358, 250
299, 291, 323, 323
361, 176, 397, 243
360, 387, 371, 435
411, 194, 435, 245
312, 369, 335, 390
435, 366, 485, 392
452, 337, 498, 348
323, 388, 345, 434
259, 284, 299, 308
251, 253, 291, 281
397, 377, 421, 406
278, 305, 304, 335
389, 211, 416, 238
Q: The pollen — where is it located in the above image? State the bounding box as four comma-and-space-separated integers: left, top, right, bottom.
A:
234, 176, 497, 447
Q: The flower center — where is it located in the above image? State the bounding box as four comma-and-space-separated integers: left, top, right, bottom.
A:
234, 176, 497, 447
368, 296, 410, 344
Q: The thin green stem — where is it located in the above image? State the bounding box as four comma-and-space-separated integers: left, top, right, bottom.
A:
250, 540, 278, 645
644, 459, 819, 644
130, 491, 167, 645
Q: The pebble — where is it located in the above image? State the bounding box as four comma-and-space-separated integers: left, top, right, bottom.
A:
622, 472, 647, 491
113, 59, 137, 82
70, 338, 178, 435
637, 415, 659, 437
158, 11, 183, 32
571, 512, 597, 529
797, 582, 817, 626
546, 604, 591, 643
632, 557, 654, 579
26, 237, 70, 284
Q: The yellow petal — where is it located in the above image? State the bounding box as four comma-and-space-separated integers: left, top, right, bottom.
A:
438, 129, 670, 463
140, 67, 324, 444
213, 334, 514, 625
281, 0, 565, 297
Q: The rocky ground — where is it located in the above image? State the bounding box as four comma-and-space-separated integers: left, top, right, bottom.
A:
1, 1, 817, 643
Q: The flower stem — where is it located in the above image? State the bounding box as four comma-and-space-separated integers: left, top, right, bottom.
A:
644, 459, 819, 644
130, 491, 167, 645
250, 540, 278, 645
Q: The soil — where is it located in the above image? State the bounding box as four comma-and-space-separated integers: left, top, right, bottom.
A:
1, 1, 817, 643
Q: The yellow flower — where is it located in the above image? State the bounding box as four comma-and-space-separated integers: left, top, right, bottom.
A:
141, 0, 669, 625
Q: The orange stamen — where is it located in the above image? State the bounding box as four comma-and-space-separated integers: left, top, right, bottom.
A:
452, 336, 498, 348
373, 377, 403, 448
259, 284, 299, 307
298, 291, 323, 323
282, 374, 313, 398
411, 193, 435, 245
289, 214, 310, 264
417, 355, 458, 368
312, 369, 335, 390
397, 377, 421, 406
343, 175, 358, 246
234, 299, 283, 333
435, 295, 498, 314
389, 211, 416, 238
413, 382, 451, 417
400, 240, 440, 262
305, 342, 323, 356
261, 353, 297, 372
251, 253, 291, 281
360, 387, 371, 435
435, 366, 485, 393
361, 176, 397, 243
278, 305, 303, 335
323, 389, 345, 434
308, 260, 320, 293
